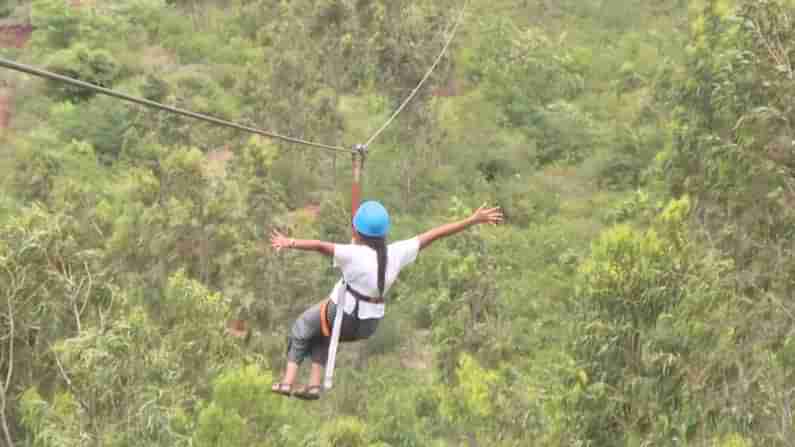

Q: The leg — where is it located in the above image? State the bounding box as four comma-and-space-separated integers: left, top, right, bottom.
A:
289, 336, 327, 388
293, 359, 324, 400
272, 301, 326, 396
295, 302, 366, 400
294, 319, 378, 400
293, 333, 331, 400
271, 361, 300, 394
309, 361, 323, 387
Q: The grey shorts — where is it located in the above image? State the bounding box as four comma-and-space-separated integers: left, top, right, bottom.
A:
286, 299, 380, 365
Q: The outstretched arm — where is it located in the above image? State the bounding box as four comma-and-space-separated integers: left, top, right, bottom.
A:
271, 230, 335, 257
417, 204, 503, 250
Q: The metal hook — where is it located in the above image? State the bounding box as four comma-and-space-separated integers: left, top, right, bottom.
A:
353, 143, 368, 165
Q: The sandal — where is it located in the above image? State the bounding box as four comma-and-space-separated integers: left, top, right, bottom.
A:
293, 385, 322, 401
271, 382, 293, 397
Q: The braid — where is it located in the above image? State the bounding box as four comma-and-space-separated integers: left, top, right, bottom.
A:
359, 234, 388, 297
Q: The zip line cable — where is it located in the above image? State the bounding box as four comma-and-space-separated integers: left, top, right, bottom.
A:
0, 2, 466, 155
362, 2, 468, 150
0, 57, 355, 154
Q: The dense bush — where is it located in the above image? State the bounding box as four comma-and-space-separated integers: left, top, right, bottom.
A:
45, 46, 122, 101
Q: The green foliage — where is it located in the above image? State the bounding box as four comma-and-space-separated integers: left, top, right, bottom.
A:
524, 101, 598, 165
10, 134, 61, 203
590, 125, 668, 191
363, 315, 402, 357
669, 0, 795, 237
567, 192, 794, 444
50, 98, 134, 162
0, 3, 13, 18
714, 433, 753, 447
602, 189, 664, 225
473, 18, 583, 112
656, 5, 795, 443
45, 46, 122, 102
355, 368, 438, 446
194, 404, 247, 447
571, 198, 695, 443
30, 0, 83, 50
20, 389, 83, 447
318, 417, 370, 447
8, 0, 794, 445
470, 17, 592, 166
194, 365, 290, 446
438, 353, 498, 427
15, 267, 243, 446
31, 0, 139, 53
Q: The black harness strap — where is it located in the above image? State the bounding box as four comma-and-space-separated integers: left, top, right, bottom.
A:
345, 283, 385, 305
325, 273, 385, 341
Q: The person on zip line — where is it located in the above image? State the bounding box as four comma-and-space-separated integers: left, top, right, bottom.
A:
269, 201, 503, 400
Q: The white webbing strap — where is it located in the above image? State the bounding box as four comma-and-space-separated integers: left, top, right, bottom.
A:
324, 282, 347, 390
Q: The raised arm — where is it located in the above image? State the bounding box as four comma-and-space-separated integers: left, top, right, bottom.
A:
270, 230, 335, 257
417, 204, 503, 250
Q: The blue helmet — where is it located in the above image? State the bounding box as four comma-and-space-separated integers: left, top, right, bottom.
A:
353, 201, 390, 238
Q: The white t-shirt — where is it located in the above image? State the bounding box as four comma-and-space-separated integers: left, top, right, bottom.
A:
330, 237, 421, 319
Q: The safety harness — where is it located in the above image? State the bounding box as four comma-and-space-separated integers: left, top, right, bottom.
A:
320, 279, 383, 338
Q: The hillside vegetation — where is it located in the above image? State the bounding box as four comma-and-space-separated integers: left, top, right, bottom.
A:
1, 0, 794, 446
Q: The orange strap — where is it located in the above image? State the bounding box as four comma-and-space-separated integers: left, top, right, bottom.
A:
320, 299, 331, 337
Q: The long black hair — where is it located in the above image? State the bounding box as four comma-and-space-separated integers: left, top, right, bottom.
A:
357, 233, 388, 297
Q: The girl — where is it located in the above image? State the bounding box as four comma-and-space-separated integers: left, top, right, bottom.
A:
270, 201, 503, 400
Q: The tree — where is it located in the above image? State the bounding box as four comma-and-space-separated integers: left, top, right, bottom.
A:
0, 204, 110, 446
660, 3, 795, 441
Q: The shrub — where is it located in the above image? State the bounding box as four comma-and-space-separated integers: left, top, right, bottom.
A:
45, 46, 122, 102
319, 417, 370, 447
194, 364, 298, 446
523, 101, 597, 166
31, 0, 82, 49
50, 96, 134, 162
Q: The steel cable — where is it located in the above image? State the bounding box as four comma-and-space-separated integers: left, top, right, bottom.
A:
0, 57, 355, 154
362, 2, 468, 150
1, 1, 467, 155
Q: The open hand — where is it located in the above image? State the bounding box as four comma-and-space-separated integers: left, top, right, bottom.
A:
271, 229, 293, 252
471, 204, 504, 225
